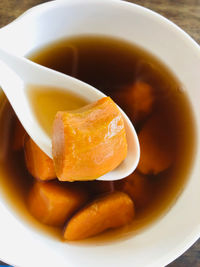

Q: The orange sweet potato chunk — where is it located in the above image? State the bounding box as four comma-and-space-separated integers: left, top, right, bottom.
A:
64, 191, 134, 240
24, 136, 56, 180
115, 171, 152, 209
52, 97, 127, 181
137, 114, 172, 175
12, 119, 26, 150
28, 181, 88, 226
113, 81, 154, 125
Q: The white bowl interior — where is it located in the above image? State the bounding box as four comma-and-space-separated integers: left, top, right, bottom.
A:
0, 0, 200, 266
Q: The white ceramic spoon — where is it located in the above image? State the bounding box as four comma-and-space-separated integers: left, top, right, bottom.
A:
0, 47, 140, 181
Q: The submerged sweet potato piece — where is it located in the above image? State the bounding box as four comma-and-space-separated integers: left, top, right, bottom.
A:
52, 97, 127, 181
24, 136, 56, 180
138, 114, 172, 175
64, 191, 134, 240
28, 181, 88, 226
115, 171, 152, 209
113, 81, 154, 125
12, 119, 26, 150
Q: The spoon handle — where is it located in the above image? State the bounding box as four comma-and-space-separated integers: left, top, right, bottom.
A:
0, 48, 52, 158
0, 47, 41, 83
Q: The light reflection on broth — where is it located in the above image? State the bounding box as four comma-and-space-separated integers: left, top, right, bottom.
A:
27, 86, 88, 136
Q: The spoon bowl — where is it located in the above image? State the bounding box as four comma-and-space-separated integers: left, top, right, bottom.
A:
0, 47, 140, 181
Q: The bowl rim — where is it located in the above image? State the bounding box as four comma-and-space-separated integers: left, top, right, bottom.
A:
0, 0, 200, 266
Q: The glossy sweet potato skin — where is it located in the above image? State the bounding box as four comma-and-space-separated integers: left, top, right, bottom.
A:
64, 191, 134, 240
137, 114, 172, 175
28, 181, 89, 226
52, 97, 127, 181
24, 136, 56, 180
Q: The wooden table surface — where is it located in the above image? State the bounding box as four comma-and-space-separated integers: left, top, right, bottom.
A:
0, 0, 199, 266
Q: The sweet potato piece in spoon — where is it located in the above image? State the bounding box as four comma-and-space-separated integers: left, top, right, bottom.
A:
52, 97, 127, 181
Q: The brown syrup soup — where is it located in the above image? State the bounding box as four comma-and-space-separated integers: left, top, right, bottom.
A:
0, 36, 195, 241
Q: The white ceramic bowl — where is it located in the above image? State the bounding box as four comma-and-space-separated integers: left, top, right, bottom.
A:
0, 0, 200, 266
